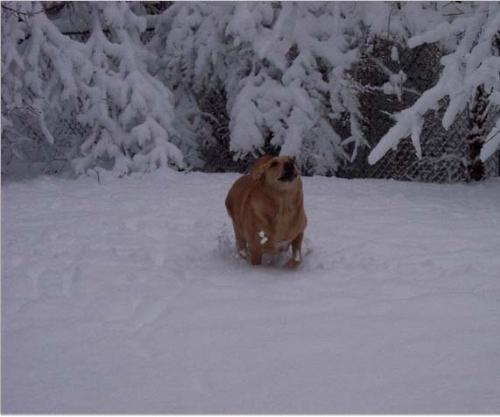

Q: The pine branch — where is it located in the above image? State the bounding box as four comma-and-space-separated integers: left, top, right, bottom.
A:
1, 3, 64, 17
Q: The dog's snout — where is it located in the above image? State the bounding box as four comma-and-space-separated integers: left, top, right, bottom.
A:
279, 160, 297, 182
284, 161, 294, 173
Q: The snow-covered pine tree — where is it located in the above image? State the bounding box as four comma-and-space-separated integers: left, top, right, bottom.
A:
368, 2, 500, 181
1, 2, 57, 174
2, 1, 184, 177
149, 2, 231, 170
224, 2, 366, 175
70, 2, 184, 175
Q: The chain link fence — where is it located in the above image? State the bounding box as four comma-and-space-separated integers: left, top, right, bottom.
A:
337, 38, 500, 183
2, 28, 499, 181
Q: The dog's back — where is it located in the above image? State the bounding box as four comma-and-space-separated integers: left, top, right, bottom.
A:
225, 174, 253, 221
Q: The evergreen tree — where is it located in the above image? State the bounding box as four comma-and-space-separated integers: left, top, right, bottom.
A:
2, 1, 183, 176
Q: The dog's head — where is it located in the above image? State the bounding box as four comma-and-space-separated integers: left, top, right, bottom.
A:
251, 155, 300, 190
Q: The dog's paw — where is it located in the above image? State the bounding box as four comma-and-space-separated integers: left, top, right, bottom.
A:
284, 258, 300, 269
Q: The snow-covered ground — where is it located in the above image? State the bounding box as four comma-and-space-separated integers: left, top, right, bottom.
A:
2, 170, 500, 413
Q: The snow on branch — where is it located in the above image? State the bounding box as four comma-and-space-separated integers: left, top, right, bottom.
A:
480, 120, 500, 162
369, 3, 500, 165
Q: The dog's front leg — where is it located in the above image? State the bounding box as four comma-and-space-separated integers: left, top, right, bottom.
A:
285, 232, 303, 268
247, 226, 270, 265
247, 244, 263, 265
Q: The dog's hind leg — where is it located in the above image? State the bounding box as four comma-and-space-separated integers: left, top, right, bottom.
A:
237, 239, 248, 259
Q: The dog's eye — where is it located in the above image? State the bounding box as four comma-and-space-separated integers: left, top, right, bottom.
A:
271, 161, 278, 167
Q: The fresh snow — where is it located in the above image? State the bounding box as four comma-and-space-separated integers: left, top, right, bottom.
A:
391, 46, 399, 62
2, 171, 500, 413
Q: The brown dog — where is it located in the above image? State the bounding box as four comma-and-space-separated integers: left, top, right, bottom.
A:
225, 155, 307, 267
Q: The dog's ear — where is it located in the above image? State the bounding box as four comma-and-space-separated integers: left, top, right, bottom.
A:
250, 155, 273, 180
251, 160, 271, 180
